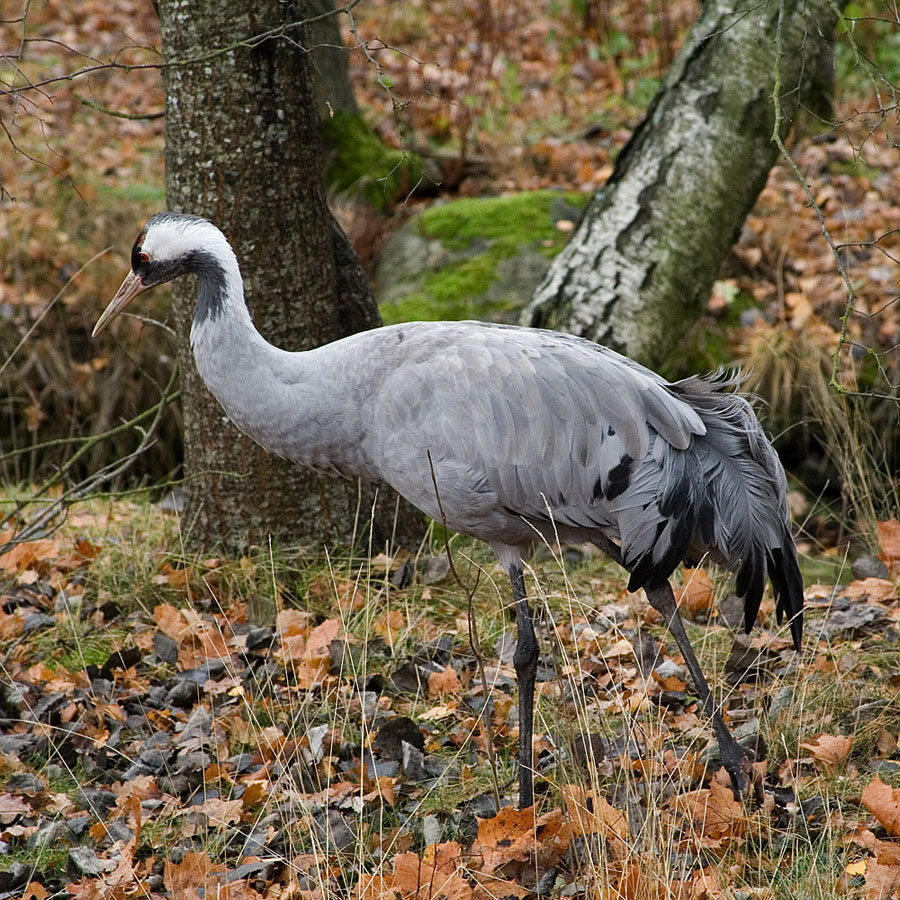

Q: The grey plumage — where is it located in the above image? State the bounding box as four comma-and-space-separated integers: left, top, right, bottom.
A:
94, 213, 804, 808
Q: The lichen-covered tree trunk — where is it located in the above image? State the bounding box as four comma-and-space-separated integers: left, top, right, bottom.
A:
158, 0, 422, 553
523, 0, 837, 369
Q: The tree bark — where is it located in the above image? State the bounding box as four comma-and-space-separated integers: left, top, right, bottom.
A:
523, 0, 838, 369
158, 0, 422, 553
307, 0, 359, 118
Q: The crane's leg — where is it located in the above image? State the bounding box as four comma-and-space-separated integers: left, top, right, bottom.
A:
644, 581, 763, 804
510, 564, 537, 809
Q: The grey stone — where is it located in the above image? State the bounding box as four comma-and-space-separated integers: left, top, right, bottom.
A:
852, 554, 890, 581
153, 631, 178, 664
401, 741, 428, 782
69, 846, 116, 876
653, 659, 687, 682
27, 820, 69, 851
311, 809, 356, 852
5, 773, 44, 794
816, 602, 887, 641
717, 593, 745, 628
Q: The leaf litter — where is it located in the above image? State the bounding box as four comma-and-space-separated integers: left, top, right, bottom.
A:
0, 501, 898, 898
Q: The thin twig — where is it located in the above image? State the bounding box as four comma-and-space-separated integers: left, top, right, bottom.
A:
72, 91, 163, 120
0, 247, 111, 380
426, 450, 501, 807
0, 366, 178, 556
771, 0, 858, 391
1, 0, 367, 98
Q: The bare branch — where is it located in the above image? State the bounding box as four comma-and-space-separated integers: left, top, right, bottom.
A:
72, 91, 163, 120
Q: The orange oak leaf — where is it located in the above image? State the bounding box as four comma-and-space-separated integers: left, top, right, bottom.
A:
562, 785, 627, 858
799, 733, 853, 774
374, 609, 406, 644
356, 843, 472, 900
306, 618, 341, 659
842, 578, 897, 603
848, 827, 900, 865
0, 537, 58, 573
675, 776, 744, 846
23, 883, 48, 900
863, 776, 900, 836
154, 603, 190, 641
864, 858, 900, 900
471, 806, 562, 875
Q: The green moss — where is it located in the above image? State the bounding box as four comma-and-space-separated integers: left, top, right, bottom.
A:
57, 642, 117, 671
321, 110, 420, 211
419, 190, 587, 249
380, 190, 589, 323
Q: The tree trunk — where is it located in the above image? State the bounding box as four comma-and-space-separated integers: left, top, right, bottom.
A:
523, 0, 838, 370
158, 0, 422, 553
307, 0, 359, 118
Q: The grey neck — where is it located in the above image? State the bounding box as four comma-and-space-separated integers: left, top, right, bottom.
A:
185, 252, 363, 476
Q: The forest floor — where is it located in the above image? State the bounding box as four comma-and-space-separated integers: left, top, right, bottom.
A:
2, 1, 900, 898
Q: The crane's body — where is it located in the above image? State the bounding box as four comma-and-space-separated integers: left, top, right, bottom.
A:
94, 213, 804, 808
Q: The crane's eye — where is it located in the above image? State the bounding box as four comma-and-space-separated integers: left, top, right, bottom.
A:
138, 252, 150, 263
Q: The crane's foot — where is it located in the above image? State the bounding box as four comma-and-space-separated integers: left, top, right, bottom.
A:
717, 732, 765, 806
643, 583, 767, 806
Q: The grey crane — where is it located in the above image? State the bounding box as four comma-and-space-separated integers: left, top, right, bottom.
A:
94, 213, 803, 809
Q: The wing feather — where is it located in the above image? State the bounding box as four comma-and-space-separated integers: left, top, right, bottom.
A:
362, 322, 801, 649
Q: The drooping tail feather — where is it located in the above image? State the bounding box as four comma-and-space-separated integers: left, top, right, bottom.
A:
621, 371, 804, 649
767, 543, 804, 650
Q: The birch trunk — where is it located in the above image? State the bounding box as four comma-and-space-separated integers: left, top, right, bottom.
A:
523, 0, 837, 369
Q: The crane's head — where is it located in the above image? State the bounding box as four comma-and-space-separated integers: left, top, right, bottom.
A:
92, 213, 226, 336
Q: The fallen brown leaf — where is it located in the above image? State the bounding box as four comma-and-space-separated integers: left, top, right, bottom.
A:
23, 883, 48, 900
848, 828, 900, 865
878, 518, 900, 573
428, 665, 462, 697
0, 793, 33, 823
842, 578, 897, 603
678, 568, 716, 618
675, 777, 744, 847
154, 603, 189, 641
356, 843, 473, 900
562, 784, 627, 858
799, 733, 853, 774
374, 609, 405, 644
876, 730, 898, 758
471, 806, 542, 874
0, 537, 59, 573
306, 618, 341, 659
862, 776, 900, 836
863, 858, 900, 900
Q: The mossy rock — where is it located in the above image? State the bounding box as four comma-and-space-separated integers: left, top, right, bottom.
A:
374, 190, 589, 324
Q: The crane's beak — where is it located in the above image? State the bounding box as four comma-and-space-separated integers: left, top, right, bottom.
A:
92, 271, 149, 337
